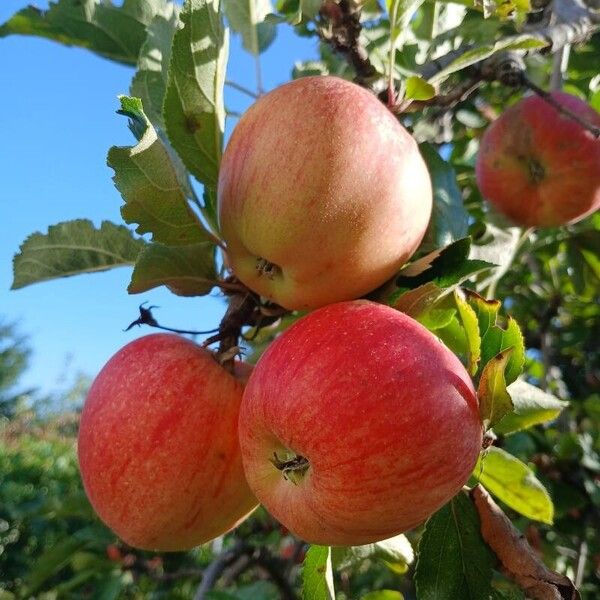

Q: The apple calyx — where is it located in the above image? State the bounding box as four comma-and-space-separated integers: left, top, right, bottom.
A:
270, 451, 309, 486
525, 157, 545, 184
256, 257, 282, 280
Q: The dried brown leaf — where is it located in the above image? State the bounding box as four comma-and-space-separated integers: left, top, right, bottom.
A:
471, 486, 579, 600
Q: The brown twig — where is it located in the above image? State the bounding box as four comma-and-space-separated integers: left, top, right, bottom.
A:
523, 75, 600, 137
404, 47, 600, 138
124, 303, 219, 335
202, 282, 290, 371
317, 0, 377, 85
253, 546, 299, 600
193, 541, 298, 600
194, 541, 247, 600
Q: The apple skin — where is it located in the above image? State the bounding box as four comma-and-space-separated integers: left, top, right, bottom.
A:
218, 75, 432, 311
476, 91, 600, 227
78, 333, 258, 551
238, 300, 482, 546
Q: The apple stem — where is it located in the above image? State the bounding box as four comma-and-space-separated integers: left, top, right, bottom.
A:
270, 452, 310, 485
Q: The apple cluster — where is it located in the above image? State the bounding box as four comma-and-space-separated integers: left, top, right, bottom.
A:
78, 76, 598, 552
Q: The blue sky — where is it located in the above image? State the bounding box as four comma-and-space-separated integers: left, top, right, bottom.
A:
0, 1, 318, 399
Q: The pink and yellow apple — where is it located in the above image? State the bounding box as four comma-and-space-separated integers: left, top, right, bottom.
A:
218, 76, 433, 310
238, 300, 483, 546
476, 91, 600, 227
78, 333, 258, 551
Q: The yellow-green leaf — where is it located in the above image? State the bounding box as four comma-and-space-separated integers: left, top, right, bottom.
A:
466, 290, 525, 385
405, 75, 435, 100
495, 380, 568, 435
455, 291, 481, 375
474, 447, 554, 524
302, 545, 334, 600
478, 348, 514, 430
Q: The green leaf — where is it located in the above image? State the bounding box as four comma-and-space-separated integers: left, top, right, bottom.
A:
128, 242, 217, 296
418, 307, 457, 332
12, 220, 145, 290
474, 447, 554, 524
395, 239, 492, 291
163, 0, 229, 190
388, 238, 493, 317
405, 75, 435, 100
477, 348, 514, 430
362, 593, 404, 600
300, 0, 324, 18
432, 313, 471, 359
206, 593, 239, 600
566, 241, 587, 294
24, 534, 89, 595
489, 587, 526, 600
483, 0, 531, 21
303, 545, 335, 600
293, 60, 330, 79
387, 0, 425, 48
52, 568, 98, 594
470, 224, 523, 294
224, 0, 276, 54
91, 575, 125, 600
495, 380, 568, 435
428, 35, 547, 85
419, 144, 469, 251
415, 493, 494, 600
0, 0, 173, 66
567, 230, 600, 293
390, 281, 447, 319
130, 7, 180, 129
332, 534, 414, 574
275, 0, 323, 24
209, 582, 279, 600
465, 291, 525, 385
108, 96, 213, 245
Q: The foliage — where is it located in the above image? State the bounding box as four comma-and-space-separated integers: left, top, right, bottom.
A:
2, 0, 600, 598
0, 321, 31, 418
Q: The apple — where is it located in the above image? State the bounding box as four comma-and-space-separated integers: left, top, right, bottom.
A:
78, 333, 258, 551
476, 91, 600, 227
105, 544, 122, 562
238, 300, 482, 546
218, 75, 432, 311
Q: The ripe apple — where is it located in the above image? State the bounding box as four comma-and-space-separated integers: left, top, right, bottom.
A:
218, 75, 432, 311
238, 300, 482, 546
476, 91, 600, 227
78, 333, 258, 551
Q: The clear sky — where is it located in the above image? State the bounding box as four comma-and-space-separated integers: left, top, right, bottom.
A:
0, 1, 317, 399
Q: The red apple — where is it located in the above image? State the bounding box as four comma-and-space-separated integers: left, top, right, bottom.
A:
218, 76, 432, 310
105, 544, 123, 562
476, 91, 600, 227
78, 334, 258, 551
238, 300, 482, 546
